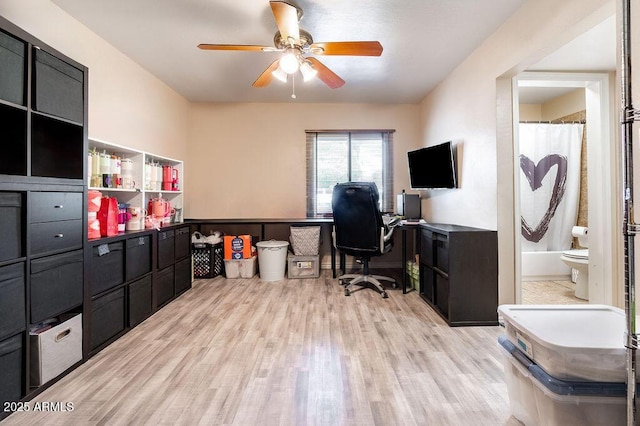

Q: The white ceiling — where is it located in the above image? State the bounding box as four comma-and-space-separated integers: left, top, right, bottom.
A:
518, 15, 617, 104
50, 1, 617, 105
51, 0, 528, 104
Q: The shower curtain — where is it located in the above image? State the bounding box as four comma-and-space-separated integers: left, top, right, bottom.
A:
519, 123, 584, 251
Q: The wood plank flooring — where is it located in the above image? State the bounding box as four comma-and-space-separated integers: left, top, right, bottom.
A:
4, 271, 520, 425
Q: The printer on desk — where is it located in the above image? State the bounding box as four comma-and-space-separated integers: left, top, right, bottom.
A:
396, 190, 421, 220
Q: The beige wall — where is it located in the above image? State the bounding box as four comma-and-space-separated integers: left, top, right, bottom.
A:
419, 0, 615, 304
542, 89, 587, 120
0, 0, 190, 161
187, 103, 421, 218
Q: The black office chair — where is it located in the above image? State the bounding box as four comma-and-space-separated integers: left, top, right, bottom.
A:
331, 182, 396, 298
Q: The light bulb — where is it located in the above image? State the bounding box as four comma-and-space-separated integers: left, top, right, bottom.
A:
300, 61, 317, 82
272, 67, 287, 83
279, 52, 299, 74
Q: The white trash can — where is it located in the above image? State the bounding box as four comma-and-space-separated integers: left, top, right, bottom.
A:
256, 240, 289, 281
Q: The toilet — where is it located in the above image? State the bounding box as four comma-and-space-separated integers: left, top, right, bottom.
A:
560, 226, 589, 300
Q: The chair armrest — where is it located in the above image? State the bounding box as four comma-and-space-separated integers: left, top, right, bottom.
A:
380, 224, 395, 248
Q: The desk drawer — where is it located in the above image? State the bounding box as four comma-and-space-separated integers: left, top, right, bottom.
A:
30, 192, 82, 223
30, 219, 82, 255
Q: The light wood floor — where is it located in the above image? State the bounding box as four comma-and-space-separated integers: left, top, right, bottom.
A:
4, 270, 520, 426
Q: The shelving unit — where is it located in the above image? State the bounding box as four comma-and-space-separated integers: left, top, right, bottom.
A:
87, 137, 184, 224
0, 17, 87, 418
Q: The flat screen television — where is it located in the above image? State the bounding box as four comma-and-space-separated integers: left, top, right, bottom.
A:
407, 141, 457, 189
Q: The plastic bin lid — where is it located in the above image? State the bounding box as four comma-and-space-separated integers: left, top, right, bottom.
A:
498, 335, 635, 397
256, 240, 289, 248
498, 304, 626, 349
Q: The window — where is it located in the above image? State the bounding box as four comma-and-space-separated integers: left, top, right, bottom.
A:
306, 130, 394, 216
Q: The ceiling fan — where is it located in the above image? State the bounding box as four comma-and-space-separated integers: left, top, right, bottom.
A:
197, 1, 383, 90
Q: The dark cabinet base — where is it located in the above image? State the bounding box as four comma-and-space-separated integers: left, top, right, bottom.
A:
419, 223, 498, 327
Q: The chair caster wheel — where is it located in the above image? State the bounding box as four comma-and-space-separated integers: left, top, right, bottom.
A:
345, 288, 350, 296
339, 279, 344, 285
381, 291, 388, 298
391, 282, 397, 289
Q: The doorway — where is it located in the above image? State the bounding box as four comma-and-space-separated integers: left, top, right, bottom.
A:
511, 72, 618, 305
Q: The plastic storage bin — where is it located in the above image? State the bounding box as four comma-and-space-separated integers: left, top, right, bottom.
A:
30, 314, 82, 386
193, 243, 224, 278
256, 240, 289, 281
287, 254, 319, 279
224, 257, 257, 278
499, 335, 636, 426
498, 304, 632, 382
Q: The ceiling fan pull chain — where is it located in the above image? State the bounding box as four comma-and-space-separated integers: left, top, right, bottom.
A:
291, 73, 297, 99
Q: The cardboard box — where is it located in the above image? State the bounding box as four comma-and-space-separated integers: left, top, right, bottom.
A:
224, 235, 252, 260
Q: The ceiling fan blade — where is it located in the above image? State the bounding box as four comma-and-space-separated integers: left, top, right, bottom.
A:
252, 59, 281, 88
307, 58, 345, 89
270, 1, 300, 45
310, 41, 383, 56
198, 44, 274, 52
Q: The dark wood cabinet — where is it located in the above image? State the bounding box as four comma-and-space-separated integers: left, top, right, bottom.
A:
419, 223, 498, 326
0, 17, 87, 418
86, 225, 192, 355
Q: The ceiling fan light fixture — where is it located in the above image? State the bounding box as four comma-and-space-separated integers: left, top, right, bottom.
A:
272, 67, 288, 83
300, 60, 317, 82
279, 51, 299, 74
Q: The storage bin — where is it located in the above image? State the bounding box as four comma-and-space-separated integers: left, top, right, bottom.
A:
0, 262, 25, 341
256, 240, 288, 281
193, 242, 224, 278
174, 226, 191, 260
30, 250, 83, 323
175, 257, 191, 295
289, 226, 320, 256
498, 304, 633, 382
91, 288, 125, 350
157, 229, 175, 270
0, 333, 23, 405
128, 276, 152, 327
0, 192, 22, 262
125, 235, 151, 282
224, 257, 257, 279
33, 48, 84, 123
157, 265, 174, 307
499, 335, 636, 426
90, 241, 124, 296
0, 30, 25, 106
287, 254, 320, 279
30, 314, 82, 386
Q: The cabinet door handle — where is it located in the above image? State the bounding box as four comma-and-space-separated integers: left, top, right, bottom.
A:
54, 205, 64, 209
54, 234, 64, 238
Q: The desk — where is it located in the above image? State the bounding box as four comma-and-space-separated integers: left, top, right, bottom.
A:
186, 218, 341, 277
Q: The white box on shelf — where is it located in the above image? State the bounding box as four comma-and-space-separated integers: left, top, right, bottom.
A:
498, 304, 632, 382
30, 314, 82, 386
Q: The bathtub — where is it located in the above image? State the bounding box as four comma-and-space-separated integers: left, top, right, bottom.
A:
521, 250, 572, 281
